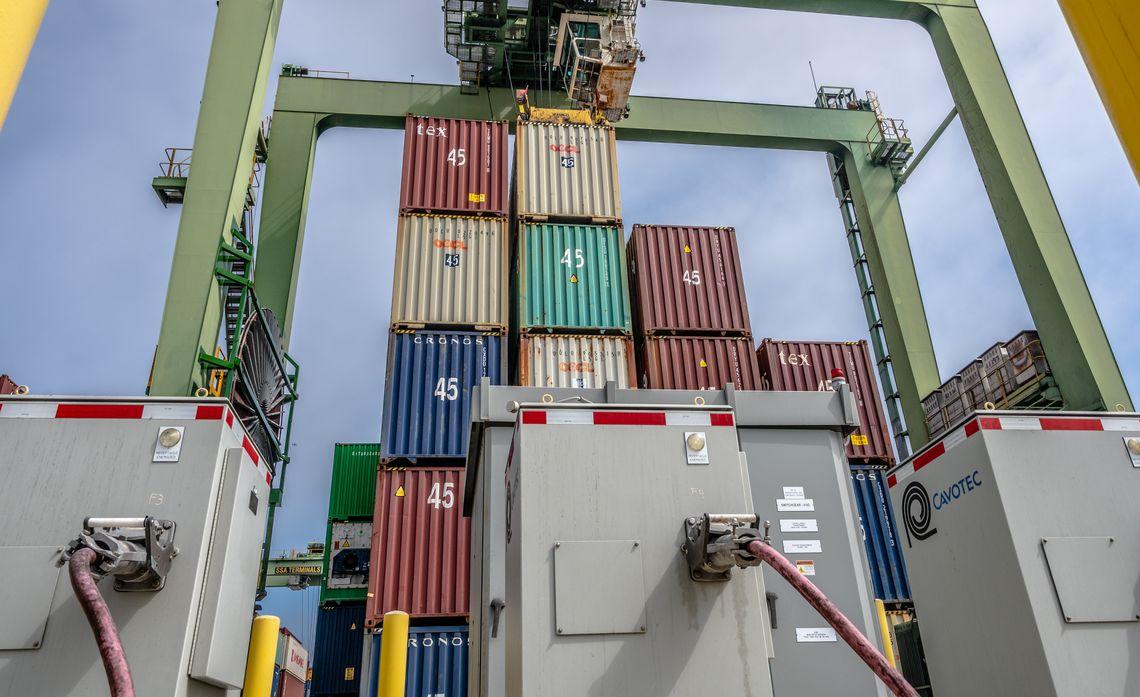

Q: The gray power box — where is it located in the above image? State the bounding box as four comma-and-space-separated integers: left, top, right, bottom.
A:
887, 411, 1140, 697
505, 402, 774, 697
466, 382, 888, 697
0, 397, 272, 696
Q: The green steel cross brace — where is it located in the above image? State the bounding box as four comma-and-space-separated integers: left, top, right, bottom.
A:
152, 0, 1131, 461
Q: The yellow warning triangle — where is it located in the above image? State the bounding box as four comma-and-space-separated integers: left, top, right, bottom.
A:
699, 359, 708, 368
569, 274, 579, 283
395, 486, 405, 497
683, 245, 691, 253
349, 623, 357, 630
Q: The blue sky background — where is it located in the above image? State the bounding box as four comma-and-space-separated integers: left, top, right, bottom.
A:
1, 1, 1137, 647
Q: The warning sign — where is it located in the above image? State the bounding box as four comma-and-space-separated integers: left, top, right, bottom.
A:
395, 486, 405, 497
468, 192, 486, 203
851, 434, 869, 446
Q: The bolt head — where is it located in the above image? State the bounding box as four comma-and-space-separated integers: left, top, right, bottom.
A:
557, 628, 563, 634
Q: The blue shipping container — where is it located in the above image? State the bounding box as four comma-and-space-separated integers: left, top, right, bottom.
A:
369, 625, 469, 697
311, 603, 366, 697
382, 331, 503, 461
850, 469, 911, 602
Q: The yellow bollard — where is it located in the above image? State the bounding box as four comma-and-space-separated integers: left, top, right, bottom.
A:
0, 0, 50, 131
243, 615, 281, 697
875, 599, 898, 669
377, 611, 410, 697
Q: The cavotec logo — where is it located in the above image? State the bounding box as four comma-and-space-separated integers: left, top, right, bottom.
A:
902, 470, 984, 547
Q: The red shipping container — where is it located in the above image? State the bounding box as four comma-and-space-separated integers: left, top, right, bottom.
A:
628, 225, 752, 336
366, 467, 470, 628
277, 672, 305, 697
400, 115, 508, 216
0, 375, 22, 395
641, 336, 760, 390
757, 339, 894, 467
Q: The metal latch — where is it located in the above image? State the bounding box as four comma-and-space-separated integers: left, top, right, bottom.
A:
681, 513, 763, 582
60, 516, 177, 592
490, 598, 506, 638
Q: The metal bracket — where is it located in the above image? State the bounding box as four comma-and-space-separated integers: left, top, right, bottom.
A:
490, 598, 506, 638
681, 513, 762, 582
61, 516, 177, 592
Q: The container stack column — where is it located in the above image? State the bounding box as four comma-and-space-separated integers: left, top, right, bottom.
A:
366, 115, 509, 696
627, 225, 761, 390
512, 120, 635, 389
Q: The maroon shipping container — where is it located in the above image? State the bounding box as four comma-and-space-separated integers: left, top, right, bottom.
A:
366, 467, 470, 628
628, 225, 752, 336
641, 336, 761, 390
0, 375, 20, 395
757, 339, 894, 467
400, 115, 508, 216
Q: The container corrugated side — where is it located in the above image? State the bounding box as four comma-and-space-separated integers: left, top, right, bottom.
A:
849, 469, 911, 603
278, 672, 305, 697
391, 215, 508, 331
329, 443, 380, 520
311, 602, 365, 697
517, 335, 636, 388
515, 121, 621, 222
641, 336, 760, 390
366, 467, 470, 627
381, 331, 503, 463
400, 116, 508, 216
757, 339, 895, 468
368, 626, 469, 697
516, 223, 632, 334
628, 225, 751, 336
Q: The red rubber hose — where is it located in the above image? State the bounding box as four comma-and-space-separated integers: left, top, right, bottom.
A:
746, 540, 919, 697
69, 548, 136, 697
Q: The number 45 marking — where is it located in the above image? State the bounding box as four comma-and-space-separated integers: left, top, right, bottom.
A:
433, 377, 459, 401
560, 248, 585, 268
683, 270, 701, 285
427, 482, 455, 509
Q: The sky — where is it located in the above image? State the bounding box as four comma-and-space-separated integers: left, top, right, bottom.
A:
1, 0, 1137, 648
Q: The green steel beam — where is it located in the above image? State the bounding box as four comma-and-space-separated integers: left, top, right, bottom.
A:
150, 0, 283, 396
664, 0, 1131, 412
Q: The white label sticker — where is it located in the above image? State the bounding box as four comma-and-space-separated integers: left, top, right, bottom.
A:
780, 519, 818, 533
776, 498, 815, 512
783, 539, 822, 554
1000, 416, 1039, 430
152, 426, 185, 463
782, 486, 805, 499
796, 628, 837, 643
795, 560, 816, 576
684, 431, 709, 465
1124, 437, 1140, 468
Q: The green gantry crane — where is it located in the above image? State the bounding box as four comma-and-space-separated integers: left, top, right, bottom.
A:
150, 0, 1132, 469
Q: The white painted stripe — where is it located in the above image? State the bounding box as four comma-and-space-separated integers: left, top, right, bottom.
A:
942, 426, 968, 451
1101, 419, 1140, 432
0, 403, 57, 418
142, 404, 199, 420
891, 465, 916, 486
547, 411, 593, 425
665, 411, 711, 426
999, 416, 1040, 430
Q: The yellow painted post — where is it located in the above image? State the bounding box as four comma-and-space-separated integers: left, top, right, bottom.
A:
377, 611, 410, 697
243, 615, 281, 697
875, 599, 898, 669
1057, 0, 1140, 182
0, 0, 50, 131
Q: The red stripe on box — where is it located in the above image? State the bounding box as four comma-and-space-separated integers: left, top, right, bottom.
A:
593, 411, 667, 426
225, 410, 234, 427
964, 420, 980, 437
710, 413, 735, 427
977, 417, 1003, 432
913, 443, 945, 472
887, 474, 898, 488
55, 404, 144, 419
521, 411, 547, 425
1040, 417, 1103, 432
195, 405, 225, 420
242, 436, 260, 465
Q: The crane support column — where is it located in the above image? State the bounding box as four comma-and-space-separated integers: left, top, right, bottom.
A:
1057, 0, 1140, 183
923, 6, 1132, 411
843, 143, 939, 445
150, 0, 284, 396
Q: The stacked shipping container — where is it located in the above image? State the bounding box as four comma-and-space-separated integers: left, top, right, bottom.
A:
512, 120, 634, 389
360, 117, 505, 665
311, 603, 366, 697
756, 339, 911, 603
368, 626, 470, 697
628, 225, 760, 389
923, 329, 1055, 439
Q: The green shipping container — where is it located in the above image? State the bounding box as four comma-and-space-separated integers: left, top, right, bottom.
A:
328, 443, 380, 520
320, 519, 371, 604
516, 223, 632, 334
